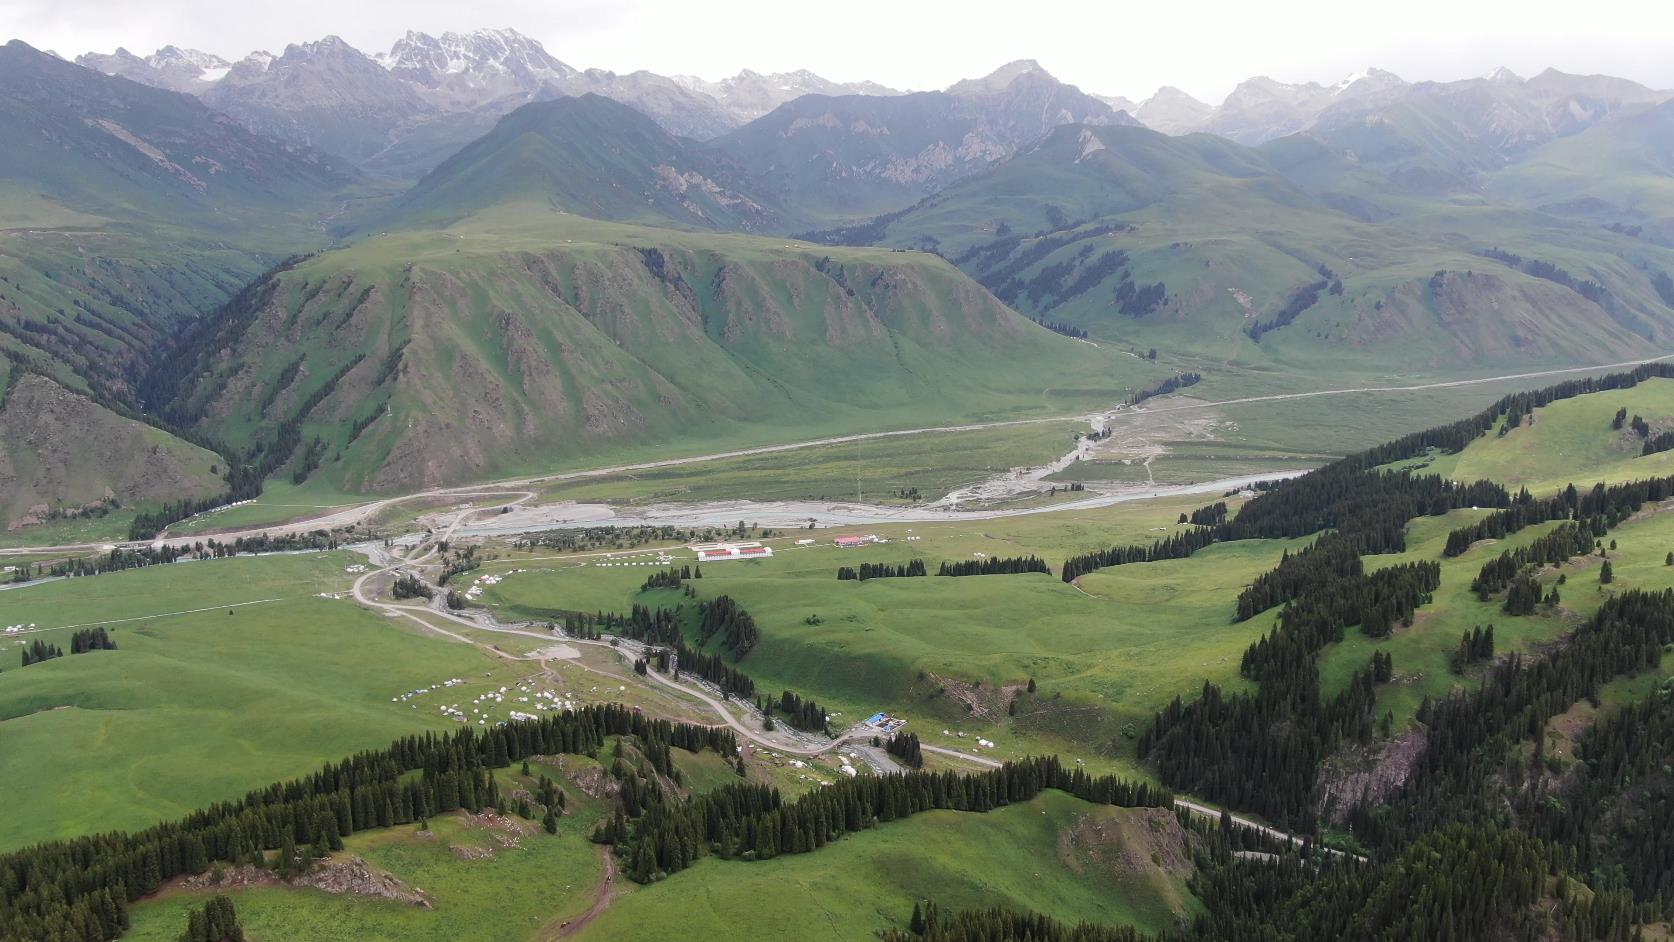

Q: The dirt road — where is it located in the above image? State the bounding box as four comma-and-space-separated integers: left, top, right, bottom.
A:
553, 845, 616, 939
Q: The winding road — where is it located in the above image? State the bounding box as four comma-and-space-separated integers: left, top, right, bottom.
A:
344, 497, 1359, 861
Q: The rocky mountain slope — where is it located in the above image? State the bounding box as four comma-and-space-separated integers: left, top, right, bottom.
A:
673, 69, 904, 122
719, 60, 1136, 223
373, 95, 779, 232
75, 30, 876, 177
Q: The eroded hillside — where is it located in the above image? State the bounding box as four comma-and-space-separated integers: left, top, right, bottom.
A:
154, 214, 1145, 492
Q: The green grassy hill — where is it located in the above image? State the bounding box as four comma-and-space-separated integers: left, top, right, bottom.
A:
0, 41, 358, 400
0, 41, 367, 533
818, 122, 1674, 382
153, 208, 1155, 493
0, 372, 223, 532
372, 95, 781, 234
1488, 100, 1674, 242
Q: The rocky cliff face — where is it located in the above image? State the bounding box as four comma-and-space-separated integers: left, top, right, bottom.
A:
675, 69, 905, 123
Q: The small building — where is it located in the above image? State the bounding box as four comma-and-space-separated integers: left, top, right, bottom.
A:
834, 536, 867, 548
693, 541, 774, 561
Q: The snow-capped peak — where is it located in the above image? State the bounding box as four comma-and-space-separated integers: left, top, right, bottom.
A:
147, 45, 229, 71
1333, 70, 1368, 92
375, 28, 575, 83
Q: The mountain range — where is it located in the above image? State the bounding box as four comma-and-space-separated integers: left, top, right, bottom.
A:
75, 29, 906, 179
5, 27, 1674, 534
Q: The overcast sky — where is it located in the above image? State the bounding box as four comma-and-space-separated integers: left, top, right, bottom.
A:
10, 0, 1673, 103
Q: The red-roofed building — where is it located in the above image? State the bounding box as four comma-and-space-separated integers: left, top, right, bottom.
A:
834, 536, 866, 548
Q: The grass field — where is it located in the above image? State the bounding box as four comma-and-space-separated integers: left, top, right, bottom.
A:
1312, 377, 1674, 727
0, 552, 518, 850
1400, 376, 1674, 491
19, 372, 1674, 941
477, 492, 1288, 770
578, 792, 1194, 941
122, 809, 608, 942
532, 420, 1086, 507
123, 789, 1195, 942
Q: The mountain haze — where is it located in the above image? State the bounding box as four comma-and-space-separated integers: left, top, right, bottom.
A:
376, 95, 779, 232
720, 60, 1136, 223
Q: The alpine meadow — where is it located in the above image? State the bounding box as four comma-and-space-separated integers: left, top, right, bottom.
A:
9, 5, 1674, 941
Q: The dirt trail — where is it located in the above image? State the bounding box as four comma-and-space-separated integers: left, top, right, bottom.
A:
552, 845, 616, 939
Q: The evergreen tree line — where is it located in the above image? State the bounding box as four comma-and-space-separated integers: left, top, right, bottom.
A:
936, 555, 1051, 577
1449, 625, 1495, 673
69, 628, 116, 654
1234, 535, 1363, 622
886, 733, 924, 769
1060, 526, 1218, 583
1471, 520, 1599, 599
1536, 682, 1674, 906
1063, 467, 1501, 585
129, 494, 248, 542
1029, 316, 1089, 339
1477, 248, 1612, 309
882, 804, 1609, 942
177, 895, 241, 942
1502, 571, 1555, 615
599, 756, 1170, 884
762, 690, 829, 733
0, 704, 733, 942
1139, 556, 1433, 829
958, 225, 1127, 309
1188, 501, 1227, 526
20, 640, 62, 667
1126, 372, 1201, 406
1346, 589, 1674, 857
1644, 430, 1674, 457
887, 901, 1149, 942
1239, 559, 1437, 688
242, 353, 366, 489
1068, 369, 1674, 833
37, 531, 338, 583
571, 605, 682, 647
640, 566, 694, 591
837, 560, 927, 581
1443, 476, 1674, 557
650, 641, 755, 700
1180, 821, 1641, 942
697, 596, 760, 659
1343, 363, 1674, 472
1138, 657, 1388, 831
1246, 279, 1328, 342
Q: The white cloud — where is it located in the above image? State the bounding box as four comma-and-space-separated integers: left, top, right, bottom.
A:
10, 0, 1673, 103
